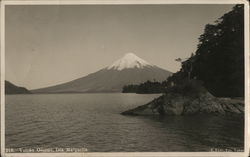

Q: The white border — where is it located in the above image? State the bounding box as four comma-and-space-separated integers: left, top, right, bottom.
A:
0, 0, 249, 157
0, 1, 5, 157
0, 0, 248, 5
244, 2, 250, 157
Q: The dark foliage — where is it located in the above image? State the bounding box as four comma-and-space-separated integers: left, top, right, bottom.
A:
122, 80, 168, 94
122, 84, 139, 93
168, 5, 244, 97
165, 79, 207, 98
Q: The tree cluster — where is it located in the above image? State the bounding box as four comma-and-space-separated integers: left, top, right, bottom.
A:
122, 80, 168, 94
169, 5, 244, 97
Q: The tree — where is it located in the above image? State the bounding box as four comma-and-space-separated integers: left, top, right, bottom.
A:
175, 53, 195, 81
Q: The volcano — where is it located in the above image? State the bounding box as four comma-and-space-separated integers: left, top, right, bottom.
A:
32, 53, 172, 93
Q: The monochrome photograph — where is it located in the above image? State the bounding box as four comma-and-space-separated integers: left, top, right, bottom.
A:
1, 0, 249, 156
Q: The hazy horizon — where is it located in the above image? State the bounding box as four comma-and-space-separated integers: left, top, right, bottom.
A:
5, 4, 234, 89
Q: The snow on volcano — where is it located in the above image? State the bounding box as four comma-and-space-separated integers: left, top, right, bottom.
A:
107, 53, 153, 70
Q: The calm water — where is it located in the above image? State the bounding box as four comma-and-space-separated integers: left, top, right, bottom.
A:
6, 93, 244, 152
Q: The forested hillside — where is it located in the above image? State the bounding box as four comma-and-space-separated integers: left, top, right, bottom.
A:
168, 5, 244, 97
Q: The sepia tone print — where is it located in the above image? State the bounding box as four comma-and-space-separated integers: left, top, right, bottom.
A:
1, 1, 249, 157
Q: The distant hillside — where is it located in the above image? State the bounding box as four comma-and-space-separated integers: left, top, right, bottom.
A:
5, 81, 31, 94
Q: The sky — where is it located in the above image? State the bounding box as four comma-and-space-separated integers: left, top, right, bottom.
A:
5, 4, 234, 89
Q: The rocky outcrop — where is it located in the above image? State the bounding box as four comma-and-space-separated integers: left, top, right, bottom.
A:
121, 91, 244, 116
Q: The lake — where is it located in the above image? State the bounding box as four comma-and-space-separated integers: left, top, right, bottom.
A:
5, 93, 244, 152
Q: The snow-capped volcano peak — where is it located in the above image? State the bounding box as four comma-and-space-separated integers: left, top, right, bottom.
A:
107, 53, 153, 70
33, 52, 172, 93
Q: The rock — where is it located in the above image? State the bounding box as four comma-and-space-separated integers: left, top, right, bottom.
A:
182, 99, 200, 115
199, 99, 225, 114
163, 96, 184, 115
221, 102, 241, 114
121, 91, 244, 116
236, 104, 244, 112
219, 98, 244, 114
121, 97, 163, 116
